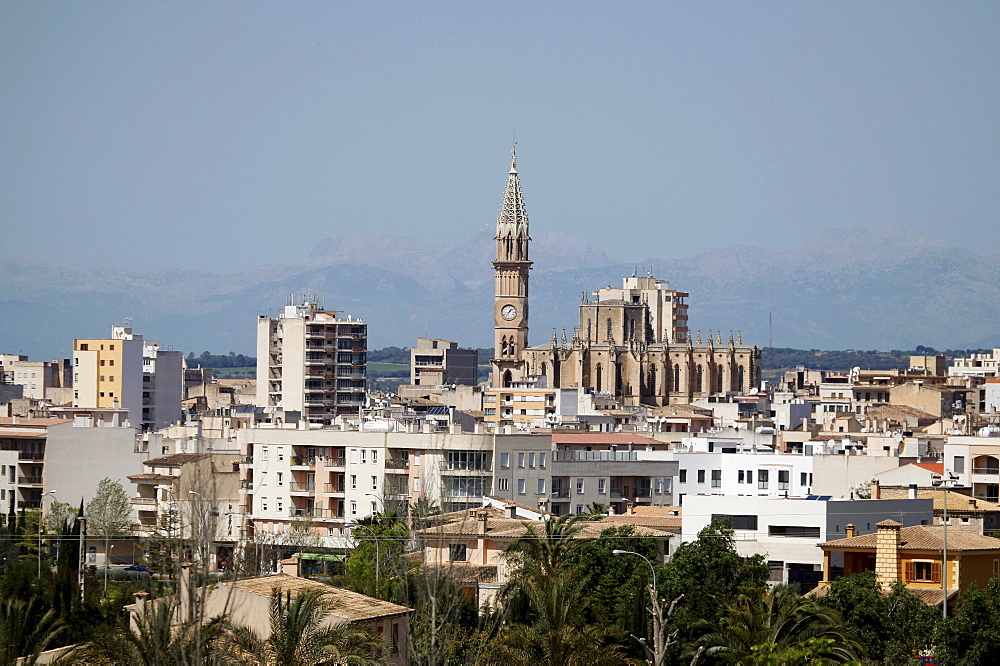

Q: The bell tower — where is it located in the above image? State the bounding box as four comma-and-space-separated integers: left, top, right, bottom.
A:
491, 148, 531, 388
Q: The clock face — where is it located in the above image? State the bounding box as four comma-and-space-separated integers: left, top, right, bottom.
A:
501, 305, 517, 321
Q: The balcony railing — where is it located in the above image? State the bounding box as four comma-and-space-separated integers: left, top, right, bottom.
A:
240, 455, 253, 464
239, 480, 253, 490
324, 458, 346, 468
130, 497, 157, 505
288, 507, 341, 519
324, 482, 346, 494
289, 481, 316, 493
550, 489, 571, 499
553, 451, 638, 462
290, 456, 316, 467
633, 488, 652, 498
385, 459, 409, 470
18, 476, 42, 485
18, 500, 41, 509
972, 467, 1000, 475
18, 452, 44, 461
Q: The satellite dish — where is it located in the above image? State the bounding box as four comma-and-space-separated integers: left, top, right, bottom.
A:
749, 387, 759, 395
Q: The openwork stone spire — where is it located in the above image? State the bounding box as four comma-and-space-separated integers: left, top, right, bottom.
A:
495, 147, 530, 246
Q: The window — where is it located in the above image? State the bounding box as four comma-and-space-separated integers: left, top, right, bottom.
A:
747, 470, 753, 484
261, 497, 268, 511
371, 476, 377, 490
768, 525, 821, 538
350, 449, 359, 464
351, 501, 357, 515
539, 452, 546, 467
277, 472, 283, 486
350, 475, 357, 489
276, 498, 283, 512
679, 469, 687, 483
498, 478, 509, 491
500, 452, 510, 468
449, 543, 467, 562
697, 470, 706, 484
576, 478, 584, 494
528, 452, 536, 467
576, 505, 584, 515
954, 456, 965, 474
371, 450, 377, 463
517, 479, 526, 494
277, 447, 284, 462
711, 470, 722, 488
778, 470, 789, 490
758, 470, 769, 489
906, 561, 940, 583
598, 478, 606, 494
800, 472, 808, 486
413, 452, 420, 466
537, 478, 545, 494
738, 470, 745, 484
371, 501, 378, 514
262, 447, 269, 461
413, 477, 421, 492
712, 514, 758, 530
361, 450, 366, 464
260, 472, 268, 486
518, 453, 525, 468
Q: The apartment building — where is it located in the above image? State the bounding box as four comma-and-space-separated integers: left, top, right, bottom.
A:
0, 355, 71, 401
256, 296, 367, 426
949, 349, 1000, 378
943, 433, 1000, 503
409, 338, 478, 386
73, 324, 183, 432
483, 385, 556, 430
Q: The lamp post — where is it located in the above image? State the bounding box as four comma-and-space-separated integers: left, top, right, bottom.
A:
614, 549, 668, 666
38, 490, 57, 578
932, 471, 960, 618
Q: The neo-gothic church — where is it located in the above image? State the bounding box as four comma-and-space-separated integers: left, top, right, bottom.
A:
489, 150, 761, 406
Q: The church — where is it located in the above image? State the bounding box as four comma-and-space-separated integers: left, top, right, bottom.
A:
489, 149, 761, 407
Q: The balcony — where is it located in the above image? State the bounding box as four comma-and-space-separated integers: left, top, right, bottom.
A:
17, 476, 42, 485
324, 457, 346, 469
240, 480, 254, 490
290, 456, 316, 468
130, 497, 157, 506
288, 507, 341, 520
550, 489, 571, 499
131, 522, 156, 534
289, 481, 316, 494
18, 452, 43, 461
18, 500, 41, 509
240, 455, 253, 465
633, 488, 652, 498
552, 451, 638, 462
385, 458, 409, 471
324, 482, 346, 494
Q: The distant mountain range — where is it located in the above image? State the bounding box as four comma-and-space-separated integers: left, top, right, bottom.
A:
2, 225, 999, 362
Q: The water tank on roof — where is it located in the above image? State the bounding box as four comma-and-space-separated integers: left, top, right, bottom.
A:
979, 426, 1000, 438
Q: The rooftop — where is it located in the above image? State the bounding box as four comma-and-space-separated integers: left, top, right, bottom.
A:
225, 574, 411, 621
820, 524, 1000, 552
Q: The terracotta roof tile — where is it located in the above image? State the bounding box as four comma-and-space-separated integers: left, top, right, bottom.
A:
551, 433, 662, 446
820, 524, 1000, 552
226, 574, 411, 621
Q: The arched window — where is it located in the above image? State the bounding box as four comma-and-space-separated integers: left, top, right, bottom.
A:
509, 340, 516, 356
629, 319, 636, 340
738, 366, 745, 393
673, 364, 680, 392
541, 362, 547, 377
648, 365, 656, 394
606, 318, 613, 343
502, 370, 512, 388
587, 319, 592, 342
696, 365, 703, 393
717, 368, 724, 393
596, 363, 603, 392
501, 337, 508, 357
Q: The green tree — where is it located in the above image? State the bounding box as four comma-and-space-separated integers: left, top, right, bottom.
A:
345, 513, 409, 601
934, 578, 1000, 665
660, 518, 768, 650
86, 478, 133, 580
223, 588, 385, 666
816, 571, 937, 663
0, 596, 63, 665
504, 513, 584, 579
690, 584, 863, 663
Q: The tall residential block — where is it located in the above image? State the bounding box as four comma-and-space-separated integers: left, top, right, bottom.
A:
73, 323, 183, 432
410, 338, 478, 386
256, 296, 367, 425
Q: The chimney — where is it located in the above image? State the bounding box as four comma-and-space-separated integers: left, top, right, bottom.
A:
874, 519, 902, 590
871, 480, 880, 499
908, 483, 918, 500
846, 523, 856, 538
969, 498, 978, 510
476, 509, 490, 534
508, 505, 517, 519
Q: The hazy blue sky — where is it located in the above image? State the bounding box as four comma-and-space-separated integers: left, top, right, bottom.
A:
3, 2, 998, 272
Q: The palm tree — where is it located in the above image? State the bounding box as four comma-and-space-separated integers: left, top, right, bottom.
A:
223, 588, 386, 666
0, 596, 63, 665
71, 599, 228, 665
691, 584, 863, 663
504, 513, 584, 578
490, 568, 627, 666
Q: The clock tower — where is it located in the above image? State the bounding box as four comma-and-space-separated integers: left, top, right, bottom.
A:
491, 148, 531, 388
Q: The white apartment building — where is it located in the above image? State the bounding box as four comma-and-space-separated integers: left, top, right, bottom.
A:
943, 433, 1000, 504
949, 349, 1000, 378
682, 494, 933, 589
0, 356, 71, 401
256, 296, 367, 426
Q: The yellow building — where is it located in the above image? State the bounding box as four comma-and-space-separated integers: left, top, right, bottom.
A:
73, 336, 142, 410
817, 519, 1000, 612
483, 387, 556, 430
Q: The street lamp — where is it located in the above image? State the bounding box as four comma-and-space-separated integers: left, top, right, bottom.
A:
38, 490, 57, 578
614, 549, 668, 666
104, 544, 114, 597
932, 471, 960, 618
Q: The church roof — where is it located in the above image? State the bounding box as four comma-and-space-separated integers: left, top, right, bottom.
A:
495, 147, 529, 241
